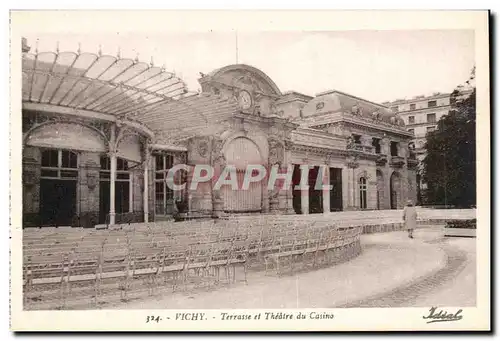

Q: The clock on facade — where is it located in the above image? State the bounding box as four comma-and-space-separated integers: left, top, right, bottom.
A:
238, 90, 252, 110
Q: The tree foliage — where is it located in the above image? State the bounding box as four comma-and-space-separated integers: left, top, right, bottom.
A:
422, 69, 476, 208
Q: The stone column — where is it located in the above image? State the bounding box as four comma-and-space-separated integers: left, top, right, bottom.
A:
301, 189, 309, 215
211, 153, 227, 219
341, 167, 349, 211
269, 189, 280, 214
143, 150, 150, 223
346, 156, 359, 210
277, 165, 291, 213
109, 152, 116, 225
261, 183, 270, 213
381, 136, 392, 209
79, 154, 100, 228
381, 136, 390, 156
322, 164, 331, 213
109, 125, 117, 225
22, 146, 41, 227
385, 168, 392, 209
283, 143, 295, 214
285, 164, 295, 214
298, 165, 310, 215
360, 135, 373, 153
400, 143, 409, 207
129, 171, 134, 213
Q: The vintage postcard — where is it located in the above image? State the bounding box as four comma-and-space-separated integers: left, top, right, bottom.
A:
9, 10, 490, 331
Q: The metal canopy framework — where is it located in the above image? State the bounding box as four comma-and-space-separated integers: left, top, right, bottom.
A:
22, 49, 240, 145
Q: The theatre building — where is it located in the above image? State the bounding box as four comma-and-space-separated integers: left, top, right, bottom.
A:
21, 39, 417, 228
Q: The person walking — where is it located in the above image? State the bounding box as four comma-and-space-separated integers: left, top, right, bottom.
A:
403, 200, 417, 238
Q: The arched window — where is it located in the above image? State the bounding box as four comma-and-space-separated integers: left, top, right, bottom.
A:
359, 177, 367, 209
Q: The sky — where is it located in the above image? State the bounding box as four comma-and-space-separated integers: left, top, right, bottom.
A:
23, 30, 475, 104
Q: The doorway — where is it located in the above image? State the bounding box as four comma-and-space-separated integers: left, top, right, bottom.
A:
329, 168, 343, 211
222, 137, 263, 213
99, 155, 131, 224
308, 166, 323, 214
390, 171, 401, 209
99, 181, 130, 224
40, 179, 77, 226
292, 164, 302, 214
38, 148, 79, 226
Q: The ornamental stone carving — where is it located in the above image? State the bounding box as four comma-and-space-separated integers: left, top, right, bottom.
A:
398, 143, 408, 158
211, 138, 226, 167
268, 139, 284, 166
23, 168, 38, 186
351, 104, 363, 116
346, 136, 355, 149
346, 155, 359, 169
380, 136, 390, 155
360, 135, 372, 146
357, 170, 371, 181
197, 139, 210, 158
253, 104, 262, 116
372, 110, 382, 121
174, 152, 187, 164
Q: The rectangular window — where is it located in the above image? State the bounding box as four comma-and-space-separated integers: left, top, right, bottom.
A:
99, 155, 130, 181
41, 149, 79, 179
154, 152, 183, 215
60, 170, 78, 179
165, 154, 174, 170
155, 181, 165, 215
410, 104, 416, 110
427, 113, 436, 123
41, 149, 59, 168
390, 142, 398, 157
165, 186, 174, 215
372, 138, 381, 154
359, 178, 367, 209
353, 134, 361, 144
61, 150, 74, 168
117, 158, 128, 171
116, 173, 130, 180
40, 169, 58, 178
155, 154, 164, 171
428, 100, 437, 108
100, 156, 110, 170
408, 116, 415, 124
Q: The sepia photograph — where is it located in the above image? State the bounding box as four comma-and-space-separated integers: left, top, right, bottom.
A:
9, 10, 490, 331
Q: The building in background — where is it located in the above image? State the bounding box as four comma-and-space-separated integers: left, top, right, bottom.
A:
383, 90, 472, 205
21, 38, 416, 228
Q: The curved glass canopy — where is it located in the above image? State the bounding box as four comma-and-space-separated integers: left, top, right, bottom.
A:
22, 49, 240, 144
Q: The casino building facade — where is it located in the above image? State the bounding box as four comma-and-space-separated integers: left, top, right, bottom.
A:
21, 38, 417, 228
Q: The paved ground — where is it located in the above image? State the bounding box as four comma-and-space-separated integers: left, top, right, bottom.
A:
105, 226, 476, 309
411, 237, 476, 307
